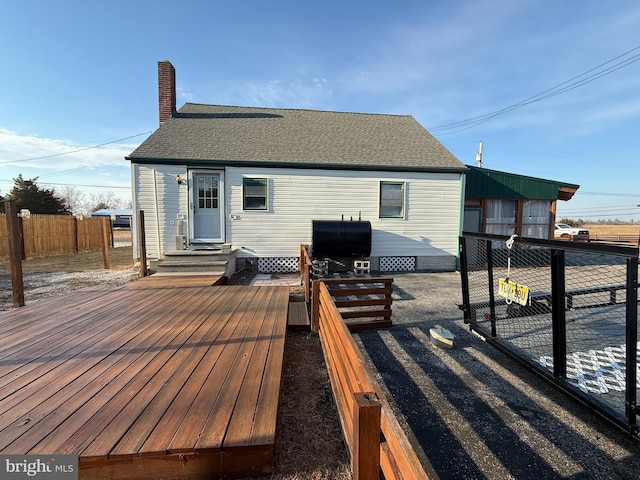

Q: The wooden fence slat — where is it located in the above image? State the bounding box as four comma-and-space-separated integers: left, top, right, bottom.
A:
0, 214, 106, 260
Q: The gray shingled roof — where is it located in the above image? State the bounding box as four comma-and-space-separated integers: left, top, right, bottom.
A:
127, 103, 465, 172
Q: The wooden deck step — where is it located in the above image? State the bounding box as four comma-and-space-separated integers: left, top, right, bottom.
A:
124, 274, 225, 288
288, 301, 310, 332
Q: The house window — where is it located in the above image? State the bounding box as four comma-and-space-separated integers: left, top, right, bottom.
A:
522, 200, 551, 239
243, 178, 268, 210
485, 200, 516, 235
379, 182, 405, 218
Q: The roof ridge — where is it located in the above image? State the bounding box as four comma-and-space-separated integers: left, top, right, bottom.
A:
181, 102, 413, 118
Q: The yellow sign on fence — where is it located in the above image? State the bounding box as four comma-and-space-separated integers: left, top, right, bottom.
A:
498, 278, 530, 306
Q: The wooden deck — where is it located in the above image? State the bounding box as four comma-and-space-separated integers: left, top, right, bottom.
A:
0, 278, 289, 479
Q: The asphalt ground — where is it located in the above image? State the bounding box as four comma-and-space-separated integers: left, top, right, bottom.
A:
352, 272, 640, 480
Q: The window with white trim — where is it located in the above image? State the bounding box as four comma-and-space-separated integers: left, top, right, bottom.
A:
379, 181, 405, 218
243, 178, 268, 210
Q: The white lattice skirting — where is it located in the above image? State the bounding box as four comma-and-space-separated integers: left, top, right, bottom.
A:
258, 257, 299, 273
379, 256, 416, 272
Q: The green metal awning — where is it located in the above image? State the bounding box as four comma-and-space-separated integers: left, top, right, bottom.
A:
465, 166, 579, 201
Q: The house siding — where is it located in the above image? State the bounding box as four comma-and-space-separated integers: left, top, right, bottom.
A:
225, 167, 462, 261
132, 164, 188, 259
132, 164, 463, 269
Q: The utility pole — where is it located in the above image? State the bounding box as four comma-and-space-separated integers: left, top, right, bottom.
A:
476, 141, 483, 167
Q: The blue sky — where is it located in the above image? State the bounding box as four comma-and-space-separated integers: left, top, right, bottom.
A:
1, 0, 639, 220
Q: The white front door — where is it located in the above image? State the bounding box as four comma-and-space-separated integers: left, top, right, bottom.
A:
190, 171, 224, 243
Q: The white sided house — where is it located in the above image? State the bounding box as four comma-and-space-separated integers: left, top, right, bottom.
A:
127, 61, 467, 274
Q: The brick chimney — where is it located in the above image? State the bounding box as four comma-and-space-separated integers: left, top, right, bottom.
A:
158, 60, 176, 125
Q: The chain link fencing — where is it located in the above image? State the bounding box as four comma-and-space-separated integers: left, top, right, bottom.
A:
459, 232, 639, 436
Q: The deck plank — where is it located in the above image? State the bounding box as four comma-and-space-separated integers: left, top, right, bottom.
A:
0, 290, 174, 427
136, 287, 258, 456
125, 275, 224, 288
225, 287, 289, 448
45, 286, 225, 456
167, 287, 270, 452
193, 287, 276, 450
80, 286, 231, 458
0, 288, 170, 399
247, 288, 289, 446
4, 290, 205, 454
0, 282, 289, 480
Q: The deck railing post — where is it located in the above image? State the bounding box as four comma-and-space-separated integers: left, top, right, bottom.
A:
72, 216, 79, 253
352, 392, 381, 480
100, 216, 110, 269
138, 210, 148, 277
625, 255, 638, 434
5, 200, 25, 307
311, 280, 320, 333
551, 248, 567, 379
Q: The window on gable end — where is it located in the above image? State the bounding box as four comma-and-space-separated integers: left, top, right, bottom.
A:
379, 181, 405, 218
243, 177, 268, 210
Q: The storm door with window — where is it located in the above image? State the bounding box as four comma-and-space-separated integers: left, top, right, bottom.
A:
190, 171, 224, 243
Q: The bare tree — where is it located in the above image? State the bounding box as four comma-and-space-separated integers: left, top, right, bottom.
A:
57, 185, 87, 215
87, 191, 126, 212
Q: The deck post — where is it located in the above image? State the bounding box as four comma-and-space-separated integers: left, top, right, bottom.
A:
138, 210, 148, 277
72, 216, 79, 253
4, 200, 25, 307
311, 280, 320, 333
352, 392, 381, 480
100, 216, 110, 269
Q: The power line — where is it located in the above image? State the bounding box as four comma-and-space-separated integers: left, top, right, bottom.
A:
0, 178, 130, 190
560, 204, 639, 213
579, 191, 640, 197
556, 212, 639, 218
429, 45, 640, 135
0, 131, 151, 165
38, 181, 130, 190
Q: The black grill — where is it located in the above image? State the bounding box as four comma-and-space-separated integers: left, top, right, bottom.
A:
312, 220, 372, 258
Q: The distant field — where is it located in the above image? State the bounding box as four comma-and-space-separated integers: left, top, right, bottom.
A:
584, 224, 639, 244
584, 224, 639, 235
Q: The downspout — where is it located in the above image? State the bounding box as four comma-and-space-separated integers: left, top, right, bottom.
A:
152, 169, 163, 258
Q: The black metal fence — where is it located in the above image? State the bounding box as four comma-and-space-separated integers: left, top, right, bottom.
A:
459, 232, 639, 436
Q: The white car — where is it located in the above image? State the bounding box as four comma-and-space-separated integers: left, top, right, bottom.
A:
554, 223, 589, 241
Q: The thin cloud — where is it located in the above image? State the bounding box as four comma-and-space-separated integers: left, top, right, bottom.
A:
0, 127, 138, 170
0, 127, 136, 199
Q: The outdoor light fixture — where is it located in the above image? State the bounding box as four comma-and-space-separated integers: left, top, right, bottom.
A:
176, 175, 183, 184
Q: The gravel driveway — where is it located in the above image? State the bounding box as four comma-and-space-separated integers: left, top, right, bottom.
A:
354, 272, 640, 480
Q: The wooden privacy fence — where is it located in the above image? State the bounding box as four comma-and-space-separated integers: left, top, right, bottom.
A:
0, 214, 110, 260
312, 280, 428, 480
